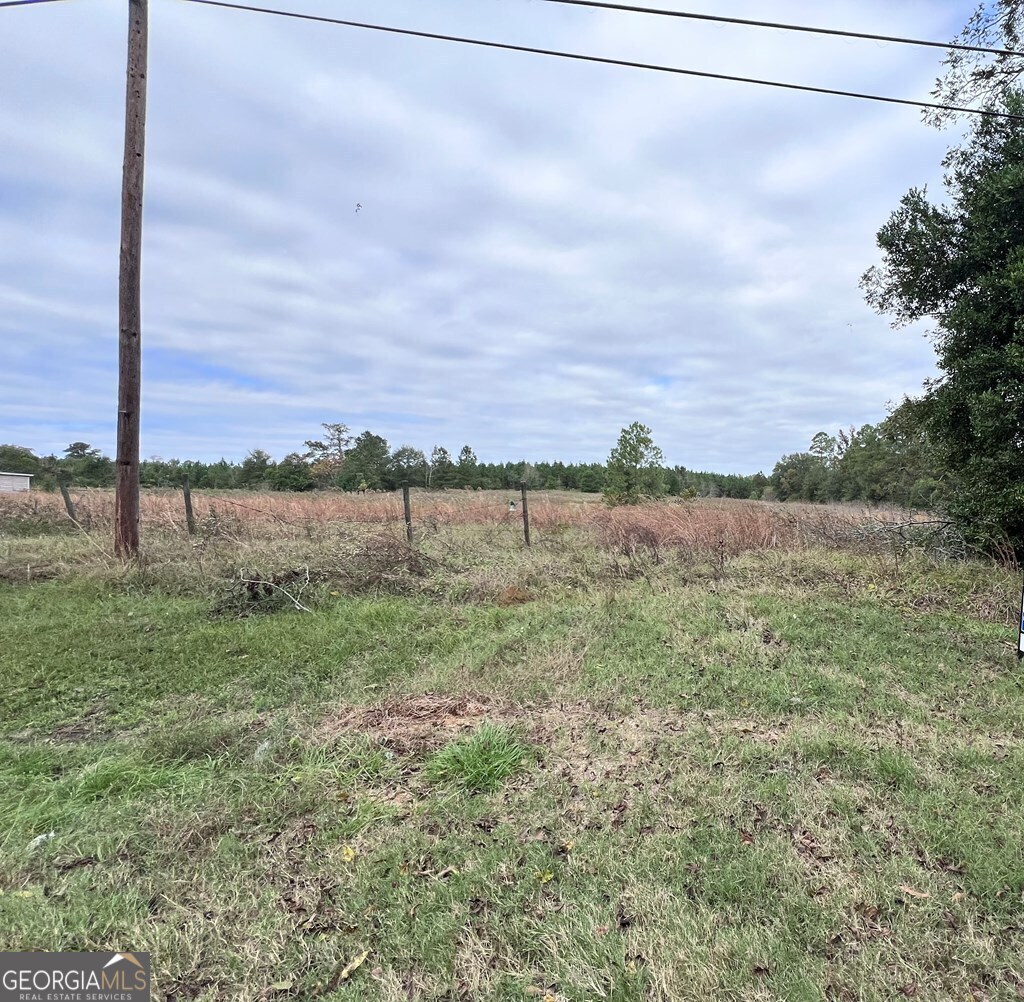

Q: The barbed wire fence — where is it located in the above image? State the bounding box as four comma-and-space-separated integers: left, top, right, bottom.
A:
1, 478, 1002, 572
177, 480, 555, 550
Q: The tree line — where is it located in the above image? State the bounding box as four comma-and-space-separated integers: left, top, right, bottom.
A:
767, 401, 943, 509
0, 411, 941, 507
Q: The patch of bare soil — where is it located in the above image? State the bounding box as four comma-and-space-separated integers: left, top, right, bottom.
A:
325, 690, 771, 754
5, 706, 110, 746
48, 704, 109, 743
321, 692, 671, 758
495, 585, 533, 607
323, 692, 517, 754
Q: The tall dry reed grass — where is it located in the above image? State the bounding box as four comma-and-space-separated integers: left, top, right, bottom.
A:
0, 488, 925, 560
592, 502, 882, 558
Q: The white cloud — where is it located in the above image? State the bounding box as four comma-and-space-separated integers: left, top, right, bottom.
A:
0, 0, 971, 472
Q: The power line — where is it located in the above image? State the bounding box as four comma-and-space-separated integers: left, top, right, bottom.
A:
0, 0, 74, 8
7, 0, 1019, 64
178, 0, 1024, 121
530, 0, 1024, 60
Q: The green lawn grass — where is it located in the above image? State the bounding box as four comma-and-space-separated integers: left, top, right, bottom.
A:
1, 529, 1022, 1001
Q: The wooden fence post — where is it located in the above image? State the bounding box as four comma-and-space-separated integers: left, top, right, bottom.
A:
58, 474, 77, 523
520, 480, 531, 547
403, 481, 413, 545
182, 475, 196, 536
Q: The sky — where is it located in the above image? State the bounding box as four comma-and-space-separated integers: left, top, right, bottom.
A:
0, 0, 977, 472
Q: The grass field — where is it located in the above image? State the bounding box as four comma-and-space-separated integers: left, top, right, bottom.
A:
1, 494, 1022, 1001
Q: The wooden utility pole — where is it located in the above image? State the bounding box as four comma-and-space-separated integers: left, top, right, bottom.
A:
114, 0, 148, 559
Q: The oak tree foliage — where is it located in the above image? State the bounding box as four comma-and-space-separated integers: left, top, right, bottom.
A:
862, 92, 1024, 548
930, 1, 1024, 124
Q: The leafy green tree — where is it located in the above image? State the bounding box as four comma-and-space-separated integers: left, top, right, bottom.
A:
269, 453, 314, 492
61, 443, 114, 487
833, 425, 891, 503
809, 432, 839, 466
63, 442, 95, 461
603, 423, 665, 505
877, 398, 948, 509
862, 93, 1024, 548
546, 460, 568, 490
0, 445, 40, 476
340, 431, 390, 490
770, 452, 823, 501
575, 464, 604, 493
388, 446, 427, 488
428, 446, 456, 489
139, 456, 183, 488
519, 462, 542, 489
456, 445, 478, 488
303, 422, 351, 486
204, 459, 238, 489
237, 449, 273, 488
930, 2, 1024, 123
662, 467, 682, 495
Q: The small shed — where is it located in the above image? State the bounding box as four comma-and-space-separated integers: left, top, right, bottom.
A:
0, 472, 33, 493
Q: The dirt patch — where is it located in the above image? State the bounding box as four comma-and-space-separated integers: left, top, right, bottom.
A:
48, 704, 109, 743
321, 692, 653, 757
495, 585, 533, 607
321, 692, 705, 792
323, 692, 518, 754
320, 697, 998, 778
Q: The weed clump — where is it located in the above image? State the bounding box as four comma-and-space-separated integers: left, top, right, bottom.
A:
424, 723, 530, 792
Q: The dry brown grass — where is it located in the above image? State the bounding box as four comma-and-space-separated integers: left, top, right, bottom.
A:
2, 487, 922, 550
3, 488, 596, 532
593, 501, 864, 558
2, 488, 955, 611
1, 489, 955, 606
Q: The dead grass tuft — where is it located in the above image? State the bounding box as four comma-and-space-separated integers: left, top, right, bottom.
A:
496, 584, 533, 607
323, 692, 512, 754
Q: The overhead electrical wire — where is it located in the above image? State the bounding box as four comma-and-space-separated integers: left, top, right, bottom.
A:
5, 0, 1019, 62
0, 0, 74, 9
8, 0, 1022, 120
528, 0, 1024, 60
177, 0, 1024, 121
